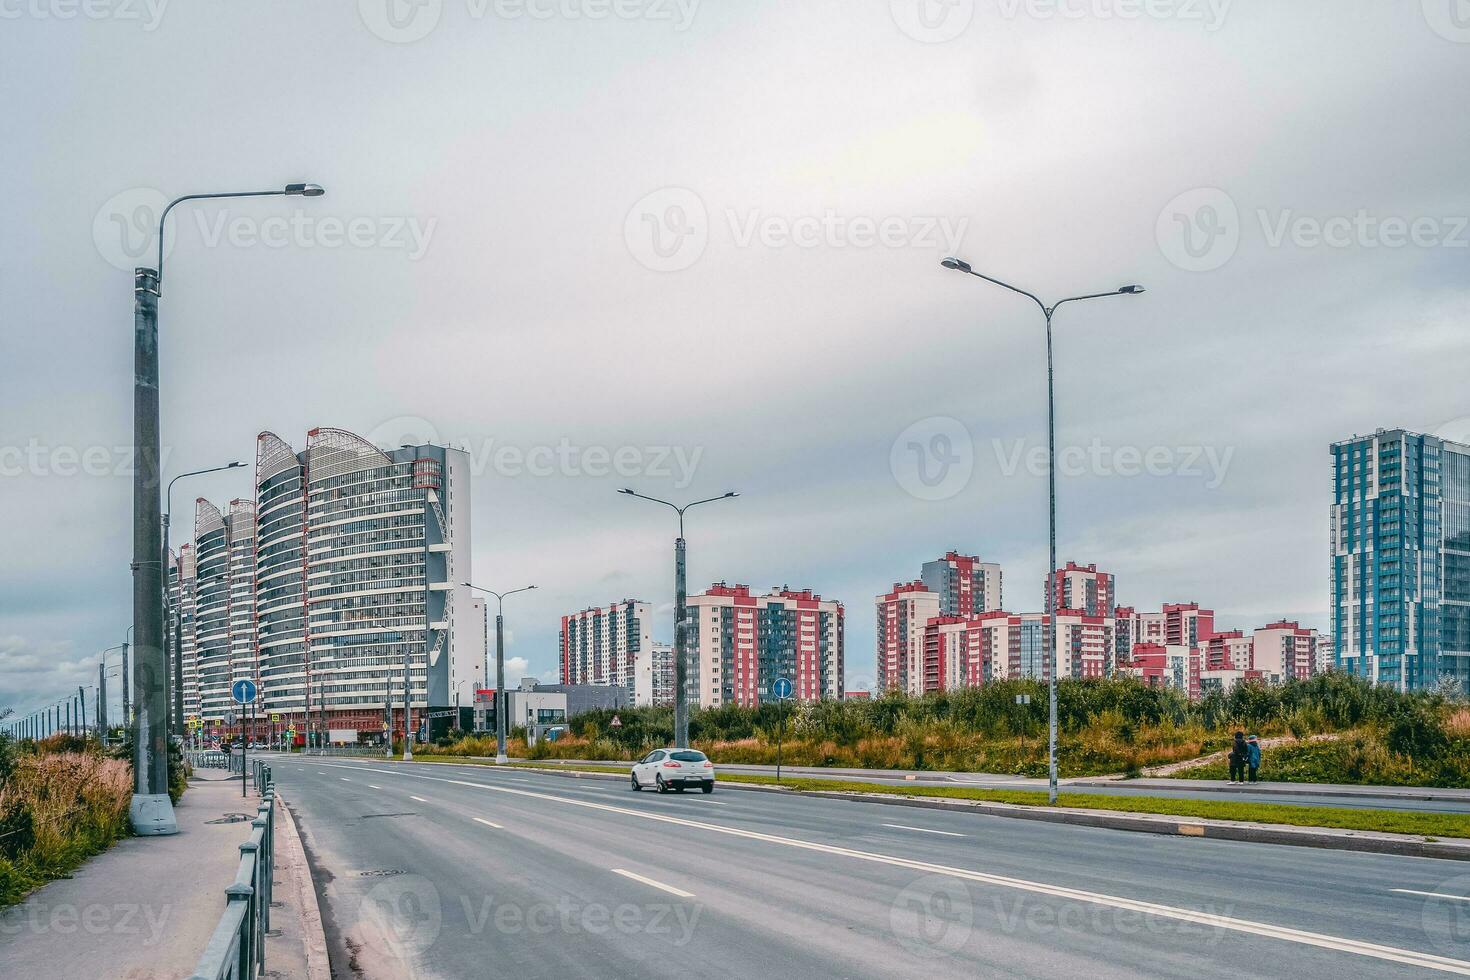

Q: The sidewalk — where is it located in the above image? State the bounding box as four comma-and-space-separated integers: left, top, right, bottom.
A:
0, 768, 325, 980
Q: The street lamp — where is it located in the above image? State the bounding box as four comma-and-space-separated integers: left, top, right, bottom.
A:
462, 583, 536, 764
163, 462, 244, 739
939, 256, 1144, 804
130, 182, 324, 836
616, 489, 739, 749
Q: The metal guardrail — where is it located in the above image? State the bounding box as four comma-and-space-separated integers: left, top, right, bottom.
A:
189, 763, 274, 980
186, 750, 228, 769
304, 745, 387, 757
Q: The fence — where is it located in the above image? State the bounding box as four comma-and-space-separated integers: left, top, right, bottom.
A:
304, 745, 388, 757
186, 750, 228, 769
188, 763, 274, 980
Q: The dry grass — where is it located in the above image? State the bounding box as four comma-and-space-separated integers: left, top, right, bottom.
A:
0, 752, 133, 905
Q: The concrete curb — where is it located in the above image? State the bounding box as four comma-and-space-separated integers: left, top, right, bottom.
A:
492, 763, 1470, 862
1068, 778, 1470, 804
273, 790, 332, 980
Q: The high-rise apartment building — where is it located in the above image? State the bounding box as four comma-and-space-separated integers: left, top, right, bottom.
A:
560, 600, 654, 703
921, 551, 1003, 616
688, 584, 844, 707
1046, 562, 1114, 616
1252, 620, 1319, 682
1332, 429, 1470, 693
875, 581, 940, 695
171, 426, 480, 740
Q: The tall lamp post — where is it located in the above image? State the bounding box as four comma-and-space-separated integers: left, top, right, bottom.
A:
163, 462, 244, 740
616, 489, 739, 749
940, 256, 1143, 804
462, 583, 536, 764
130, 182, 324, 835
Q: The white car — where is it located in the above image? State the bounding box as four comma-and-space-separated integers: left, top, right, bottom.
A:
631, 748, 715, 794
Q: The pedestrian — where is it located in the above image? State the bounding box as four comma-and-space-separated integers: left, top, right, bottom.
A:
1227, 731, 1247, 784
1246, 734, 1261, 783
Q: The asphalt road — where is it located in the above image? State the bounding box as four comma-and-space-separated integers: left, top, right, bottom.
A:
270, 756, 1470, 980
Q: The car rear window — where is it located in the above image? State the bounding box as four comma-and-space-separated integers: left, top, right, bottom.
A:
671, 751, 707, 762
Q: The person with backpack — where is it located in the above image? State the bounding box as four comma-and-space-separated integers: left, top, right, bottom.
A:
1227, 731, 1247, 784
1246, 734, 1262, 782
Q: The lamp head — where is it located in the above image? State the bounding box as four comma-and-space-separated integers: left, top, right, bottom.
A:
285, 183, 325, 197
617, 488, 635, 495
1118, 284, 1146, 295
724, 491, 740, 498
940, 256, 972, 273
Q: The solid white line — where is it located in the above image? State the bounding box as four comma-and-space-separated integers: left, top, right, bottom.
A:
611, 869, 695, 898
473, 817, 504, 829
882, 823, 966, 838
301, 760, 1470, 976
409, 795, 428, 802
1393, 888, 1470, 902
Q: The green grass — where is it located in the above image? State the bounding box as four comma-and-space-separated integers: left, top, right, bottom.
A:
475, 761, 1470, 841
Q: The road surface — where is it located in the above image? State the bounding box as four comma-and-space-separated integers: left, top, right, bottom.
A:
270, 756, 1470, 979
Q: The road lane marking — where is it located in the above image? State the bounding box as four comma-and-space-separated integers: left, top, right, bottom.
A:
882, 823, 965, 837
341, 777, 351, 781
612, 869, 694, 898
368, 784, 382, 790
1394, 889, 1470, 902
473, 817, 504, 829
304, 760, 1470, 976
410, 796, 428, 802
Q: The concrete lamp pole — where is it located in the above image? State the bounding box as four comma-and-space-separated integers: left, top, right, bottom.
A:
163, 462, 244, 740
616, 489, 739, 750
940, 256, 1144, 805
462, 583, 536, 764
130, 182, 324, 835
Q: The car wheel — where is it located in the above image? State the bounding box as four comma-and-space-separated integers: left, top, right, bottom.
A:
630, 772, 641, 791
656, 775, 669, 794
701, 782, 714, 794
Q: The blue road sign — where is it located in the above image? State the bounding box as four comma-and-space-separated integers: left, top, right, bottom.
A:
773, 677, 793, 700
231, 678, 257, 704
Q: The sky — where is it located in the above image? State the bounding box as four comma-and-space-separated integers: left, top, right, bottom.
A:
2, 0, 1468, 721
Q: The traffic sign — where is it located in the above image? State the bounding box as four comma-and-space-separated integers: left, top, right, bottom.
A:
270, 713, 281, 723
231, 678, 257, 704
224, 711, 236, 727
609, 714, 622, 728
773, 677, 793, 700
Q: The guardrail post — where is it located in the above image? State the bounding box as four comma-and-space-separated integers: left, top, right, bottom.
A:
226, 866, 255, 978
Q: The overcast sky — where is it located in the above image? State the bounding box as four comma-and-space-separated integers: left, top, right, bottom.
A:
2, 1, 1467, 719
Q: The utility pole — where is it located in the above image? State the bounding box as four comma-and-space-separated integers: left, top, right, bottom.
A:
402, 645, 413, 761
616, 489, 739, 749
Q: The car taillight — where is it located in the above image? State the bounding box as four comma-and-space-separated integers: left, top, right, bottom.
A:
703, 761, 713, 767
662, 761, 680, 767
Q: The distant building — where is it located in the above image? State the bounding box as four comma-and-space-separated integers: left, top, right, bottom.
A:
688, 583, 844, 707
921, 551, 1003, 616
1123, 643, 1200, 699
635, 641, 674, 707
1332, 429, 1470, 693
1252, 620, 1318, 682
875, 581, 940, 695
1204, 630, 1254, 671
1046, 562, 1114, 617
559, 600, 653, 703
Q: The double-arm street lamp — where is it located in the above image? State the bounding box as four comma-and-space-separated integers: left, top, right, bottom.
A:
129, 182, 324, 835
462, 583, 536, 764
939, 257, 1144, 804
163, 462, 244, 739
616, 489, 738, 749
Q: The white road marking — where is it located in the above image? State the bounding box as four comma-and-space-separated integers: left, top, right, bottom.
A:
368, 784, 382, 790
1393, 888, 1470, 902
612, 869, 695, 898
301, 760, 1470, 976
410, 796, 428, 802
882, 823, 966, 838
473, 817, 504, 829
340, 777, 351, 781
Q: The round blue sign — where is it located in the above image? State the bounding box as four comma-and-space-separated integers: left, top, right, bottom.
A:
773, 677, 793, 700
231, 678, 258, 704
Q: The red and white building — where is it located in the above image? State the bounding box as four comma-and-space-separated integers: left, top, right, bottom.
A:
1204, 630, 1254, 671
1123, 643, 1201, 699
921, 551, 1003, 617
689, 584, 844, 708
1252, 620, 1319, 682
1046, 562, 1114, 617
875, 581, 940, 695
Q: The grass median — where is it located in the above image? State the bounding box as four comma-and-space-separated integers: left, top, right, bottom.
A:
431, 759, 1470, 841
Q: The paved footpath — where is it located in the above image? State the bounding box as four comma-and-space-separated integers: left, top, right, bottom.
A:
0, 768, 326, 980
